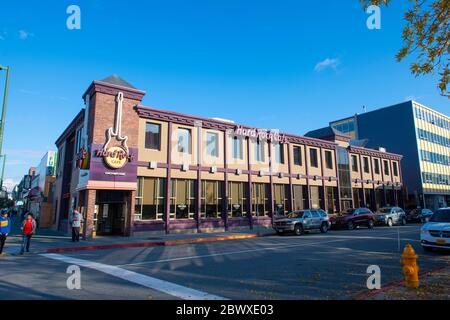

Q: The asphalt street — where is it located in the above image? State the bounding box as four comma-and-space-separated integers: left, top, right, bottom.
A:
0, 224, 448, 300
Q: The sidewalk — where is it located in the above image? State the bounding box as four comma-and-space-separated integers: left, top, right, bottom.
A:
357, 265, 450, 300
3, 219, 275, 255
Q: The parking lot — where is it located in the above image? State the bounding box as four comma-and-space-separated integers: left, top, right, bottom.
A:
1, 224, 449, 300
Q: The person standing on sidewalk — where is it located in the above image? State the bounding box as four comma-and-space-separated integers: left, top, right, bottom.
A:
20, 214, 36, 255
0, 210, 11, 256
70, 210, 83, 242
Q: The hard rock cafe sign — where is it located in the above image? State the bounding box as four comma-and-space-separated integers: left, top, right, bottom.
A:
234, 125, 287, 143
94, 92, 134, 169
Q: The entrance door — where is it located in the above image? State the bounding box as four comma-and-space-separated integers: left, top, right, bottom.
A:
97, 203, 125, 235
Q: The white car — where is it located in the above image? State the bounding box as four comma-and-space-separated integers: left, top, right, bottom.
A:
420, 208, 450, 252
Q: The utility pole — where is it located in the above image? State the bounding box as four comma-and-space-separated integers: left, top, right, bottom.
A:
0, 65, 10, 189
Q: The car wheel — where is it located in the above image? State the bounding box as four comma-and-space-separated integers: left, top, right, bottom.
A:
294, 224, 304, 236
387, 218, 393, 227
367, 219, 374, 229
347, 221, 355, 230
401, 217, 407, 226
320, 222, 329, 233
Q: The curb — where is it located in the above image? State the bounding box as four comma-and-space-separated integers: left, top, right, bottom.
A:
46, 233, 265, 253
352, 264, 450, 300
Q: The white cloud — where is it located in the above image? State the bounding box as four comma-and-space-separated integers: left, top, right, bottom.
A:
18, 30, 33, 40
314, 58, 340, 72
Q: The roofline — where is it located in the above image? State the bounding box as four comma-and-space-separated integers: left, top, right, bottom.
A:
55, 109, 85, 146
411, 100, 450, 121
136, 105, 339, 148
82, 80, 146, 101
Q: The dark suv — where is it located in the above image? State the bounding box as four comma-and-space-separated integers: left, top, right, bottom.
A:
329, 208, 375, 230
406, 208, 434, 223
273, 209, 331, 236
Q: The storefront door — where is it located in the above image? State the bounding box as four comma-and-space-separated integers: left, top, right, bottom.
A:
97, 203, 125, 235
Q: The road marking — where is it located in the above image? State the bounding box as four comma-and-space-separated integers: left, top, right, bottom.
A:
41, 253, 227, 300
117, 238, 355, 267
116, 230, 423, 267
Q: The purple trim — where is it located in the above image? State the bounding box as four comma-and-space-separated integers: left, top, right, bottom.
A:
349, 146, 402, 161
165, 122, 172, 234
287, 143, 294, 212
304, 148, 311, 209
333, 148, 341, 212
268, 141, 275, 221
228, 217, 250, 227
82, 80, 146, 101
133, 220, 165, 232
359, 154, 366, 206
169, 219, 197, 231
136, 105, 338, 149
223, 134, 229, 231
246, 137, 254, 229
319, 147, 326, 210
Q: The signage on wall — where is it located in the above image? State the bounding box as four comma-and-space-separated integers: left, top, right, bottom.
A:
93, 92, 135, 169
234, 126, 287, 143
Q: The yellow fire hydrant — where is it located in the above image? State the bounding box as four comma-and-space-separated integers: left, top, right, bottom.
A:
401, 244, 419, 289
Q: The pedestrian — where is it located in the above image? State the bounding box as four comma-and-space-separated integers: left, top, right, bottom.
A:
20, 213, 36, 255
70, 210, 83, 242
0, 210, 11, 256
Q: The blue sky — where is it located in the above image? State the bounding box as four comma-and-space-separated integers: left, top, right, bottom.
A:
0, 0, 449, 190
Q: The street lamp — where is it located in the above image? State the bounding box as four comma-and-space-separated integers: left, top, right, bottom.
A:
0, 65, 10, 189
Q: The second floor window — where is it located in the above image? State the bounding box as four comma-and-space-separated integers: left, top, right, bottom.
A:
255, 140, 265, 162
363, 157, 370, 174
383, 160, 390, 176
325, 150, 333, 169
145, 123, 161, 150
274, 143, 284, 164
374, 159, 380, 174
393, 162, 399, 177
233, 137, 243, 160
351, 155, 358, 172
293, 146, 302, 166
309, 148, 318, 168
177, 128, 191, 154
206, 132, 218, 157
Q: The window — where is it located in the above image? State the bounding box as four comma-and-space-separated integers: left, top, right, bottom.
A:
374, 159, 380, 175
351, 155, 358, 172
273, 184, 289, 215
233, 137, 243, 160
309, 148, 318, 168
206, 132, 218, 157
393, 162, 399, 177
170, 179, 195, 219
252, 183, 270, 216
135, 177, 166, 221
177, 128, 191, 154
229, 181, 248, 217
325, 150, 333, 169
363, 157, 370, 174
383, 160, 390, 176
255, 140, 265, 162
274, 143, 284, 164
293, 146, 302, 166
75, 128, 83, 153
201, 180, 223, 218
145, 123, 161, 150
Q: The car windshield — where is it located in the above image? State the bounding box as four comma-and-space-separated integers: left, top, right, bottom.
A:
287, 211, 304, 218
378, 208, 391, 213
430, 210, 450, 223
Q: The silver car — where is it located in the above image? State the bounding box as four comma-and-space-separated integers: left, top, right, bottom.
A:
374, 207, 407, 227
273, 209, 331, 236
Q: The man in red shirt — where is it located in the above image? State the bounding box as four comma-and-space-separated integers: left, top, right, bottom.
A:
20, 214, 36, 255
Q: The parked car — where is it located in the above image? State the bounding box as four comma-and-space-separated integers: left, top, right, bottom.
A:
406, 208, 434, 223
273, 209, 330, 236
329, 208, 375, 230
374, 207, 407, 227
420, 208, 450, 252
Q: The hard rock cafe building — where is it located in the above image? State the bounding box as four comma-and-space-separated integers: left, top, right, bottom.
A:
53, 76, 404, 238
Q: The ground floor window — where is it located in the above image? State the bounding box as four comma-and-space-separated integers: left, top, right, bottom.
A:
273, 184, 289, 216
252, 183, 270, 216
135, 177, 166, 221
293, 185, 306, 211
325, 187, 338, 213
228, 181, 248, 218
170, 179, 196, 219
201, 180, 223, 219
310, 186, 322, 209
353, 188, 361, 208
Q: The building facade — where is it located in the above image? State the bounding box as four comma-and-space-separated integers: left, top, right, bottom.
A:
329, 101, 450, 211
53, 76, 403, 238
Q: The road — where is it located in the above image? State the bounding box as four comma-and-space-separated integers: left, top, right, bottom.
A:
0, 224, 448, 300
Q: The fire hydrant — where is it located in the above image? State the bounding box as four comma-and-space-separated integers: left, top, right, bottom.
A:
401, 244, 419, 289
